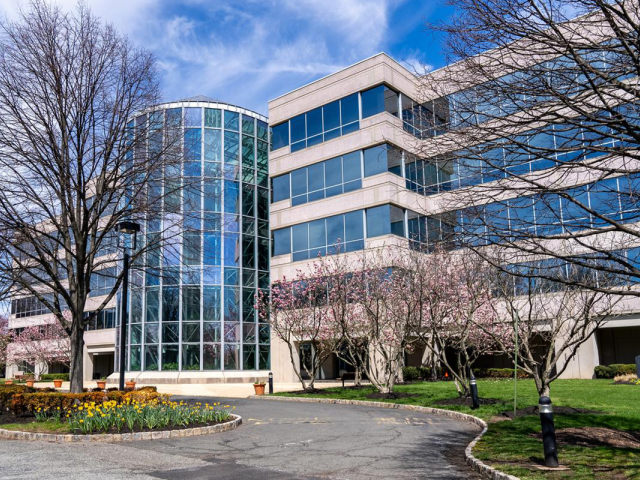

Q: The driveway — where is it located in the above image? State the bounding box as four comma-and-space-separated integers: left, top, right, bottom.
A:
0, 397, 482, 479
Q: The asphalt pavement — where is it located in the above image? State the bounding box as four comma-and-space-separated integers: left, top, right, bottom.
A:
0, 396, 482, 479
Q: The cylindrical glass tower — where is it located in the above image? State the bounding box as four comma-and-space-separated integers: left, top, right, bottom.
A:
121, 97, 270, 376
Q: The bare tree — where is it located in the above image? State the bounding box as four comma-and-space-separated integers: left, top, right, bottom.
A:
408, 0, 640, 295
486, 257, 619, 396
0, 1, 187, 392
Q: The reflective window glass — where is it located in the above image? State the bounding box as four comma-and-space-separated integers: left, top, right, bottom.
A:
306, 108, 322, 137
341, 93, 359, 125
290, 114, 306, 144
271, 122, 289, 150
224, 110, 239, 131
323, 100, 340, 131
184, 107, 201, 127
204, 108, 221, 128
366, 205, 391, 237
273, 228, 291, 256
272, 174, 290, 203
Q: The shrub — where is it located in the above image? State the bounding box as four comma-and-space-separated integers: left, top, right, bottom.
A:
0, 384, 36, 410
3, 387, 167, 415
39, 373, 69, 381
473, 368, 531, 379
403, 366, 420, 382
595, 364, 636, 379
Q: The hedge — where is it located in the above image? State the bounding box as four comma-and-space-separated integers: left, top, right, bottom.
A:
473, 368, 531, 379
402, 366, 443, 381
0, 384, 163, 415
594, 364, 637, 379
39, 373, 70, 381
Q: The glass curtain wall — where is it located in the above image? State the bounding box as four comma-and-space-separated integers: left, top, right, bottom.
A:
123, 103, 270, 373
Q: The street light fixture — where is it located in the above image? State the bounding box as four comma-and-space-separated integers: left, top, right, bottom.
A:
115, 220, 140, 391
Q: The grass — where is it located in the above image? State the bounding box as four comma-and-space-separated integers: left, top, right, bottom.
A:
275, 379, 640, 479
0, 421, 71, 433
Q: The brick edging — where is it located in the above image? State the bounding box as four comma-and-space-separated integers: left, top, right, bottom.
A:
0, 414, 241, 443
253, 396, 519, 480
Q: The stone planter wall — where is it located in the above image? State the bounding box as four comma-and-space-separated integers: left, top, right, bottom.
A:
0, 414, 241, 443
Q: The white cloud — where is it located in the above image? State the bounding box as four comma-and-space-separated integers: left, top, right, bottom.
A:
0, 0, 406, 114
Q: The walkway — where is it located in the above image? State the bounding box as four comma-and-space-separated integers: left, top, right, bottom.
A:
0, 397, 482, 479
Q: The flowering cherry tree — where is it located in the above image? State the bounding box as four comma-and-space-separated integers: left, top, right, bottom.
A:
0, 315, 10, 374
407, 248, 509, 397
257, 271, 338, 392
8, 313, 71, 379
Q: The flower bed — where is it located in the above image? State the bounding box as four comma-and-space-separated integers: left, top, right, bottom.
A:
36, 397, 234, 434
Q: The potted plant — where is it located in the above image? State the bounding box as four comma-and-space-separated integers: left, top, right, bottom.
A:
53, 378, 63, 388
4, 379, 13, 385
96, 377, 107, 389
125, 379, 136, 390
253, 381, 266, 395
25, 375, 35, 387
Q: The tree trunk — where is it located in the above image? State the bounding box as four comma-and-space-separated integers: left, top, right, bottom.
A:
69, 327, 84, 393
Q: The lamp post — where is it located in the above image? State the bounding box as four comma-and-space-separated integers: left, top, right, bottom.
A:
115, 221, 140, 391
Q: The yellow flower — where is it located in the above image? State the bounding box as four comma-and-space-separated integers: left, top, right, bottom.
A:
79, 420, 84, 423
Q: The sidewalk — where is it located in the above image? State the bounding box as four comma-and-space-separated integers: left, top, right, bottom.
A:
31, 380, 350, 398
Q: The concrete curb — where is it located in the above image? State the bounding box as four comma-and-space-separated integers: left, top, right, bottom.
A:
253, 396, 519, 480
0, 414, 241, 443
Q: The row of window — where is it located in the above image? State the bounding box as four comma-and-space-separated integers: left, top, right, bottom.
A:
271, 143, 402, 205
129, 321, 270, 345
272, 204, 409, 260
455, 175, 640, 245
85, 308, 116, 331
507, 246, 640, 295
127, 343, 270, 371
139, 107, 268, 140
401, 50, 634, 139
131, 285, 268, 324
405, 113, 631, 196
270, 84, 402, 153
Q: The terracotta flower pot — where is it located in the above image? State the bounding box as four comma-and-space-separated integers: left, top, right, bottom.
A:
4, 380, 13, 385
25, 379, 35, 387
125, 381, 136, 389
53, 379, 63, 388
96, 380, 107, 389
253, 383, 266, 395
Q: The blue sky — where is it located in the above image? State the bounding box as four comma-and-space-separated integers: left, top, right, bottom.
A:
0, 0, 455, 116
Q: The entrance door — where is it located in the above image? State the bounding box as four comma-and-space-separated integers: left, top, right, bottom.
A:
92, 353, 115, 380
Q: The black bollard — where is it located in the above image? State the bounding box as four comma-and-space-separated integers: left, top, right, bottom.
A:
539, 396, 559, 467
268, 371, 274, 394
470, 371, 480, 410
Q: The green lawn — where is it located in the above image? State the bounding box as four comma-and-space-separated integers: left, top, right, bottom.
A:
275, 379, 640, 479
0, 421, 70, 433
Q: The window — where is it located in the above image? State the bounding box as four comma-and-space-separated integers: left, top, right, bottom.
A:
361, 85, 399, 119
366, 205, 391, 238
271, 122, 289, 150
272, 228, 291, 256
272, 175, 290, 203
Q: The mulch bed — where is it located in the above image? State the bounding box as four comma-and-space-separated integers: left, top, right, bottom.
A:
436, 397, 503, 407
531, 427, 640, 449
0, 411, 36, 425
500, 406, 602, 419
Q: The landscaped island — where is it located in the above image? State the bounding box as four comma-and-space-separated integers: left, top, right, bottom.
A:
276, 378, 640, 480
0, 384, 234, 435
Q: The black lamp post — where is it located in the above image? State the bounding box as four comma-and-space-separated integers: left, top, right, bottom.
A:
115, 221, 140, 391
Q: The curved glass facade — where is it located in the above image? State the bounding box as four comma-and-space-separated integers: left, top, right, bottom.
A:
123, 101, 270, 373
